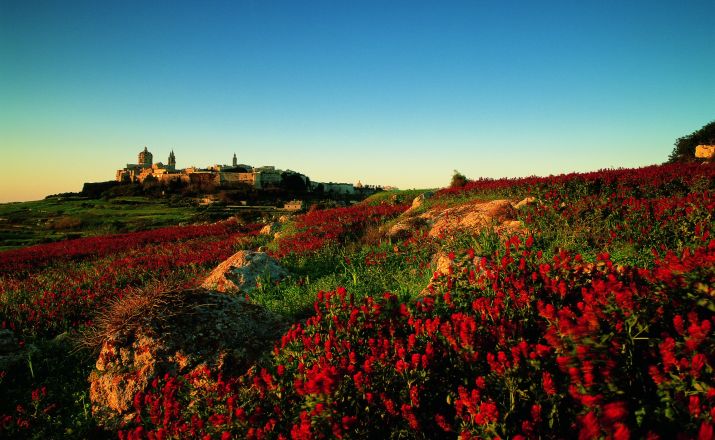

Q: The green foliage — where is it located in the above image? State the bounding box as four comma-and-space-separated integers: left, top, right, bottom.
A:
668, 119, 715, 162
0, 197, 204, 250
450, 170, 468, 188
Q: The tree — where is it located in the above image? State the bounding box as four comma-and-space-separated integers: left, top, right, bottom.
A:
450, 170, 468, 188
280, 172, 308, 193
667, 120, 715, 163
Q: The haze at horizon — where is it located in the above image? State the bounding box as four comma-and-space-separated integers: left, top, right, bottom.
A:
1, 0, 714, 202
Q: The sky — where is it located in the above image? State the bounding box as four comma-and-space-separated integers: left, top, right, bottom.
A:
1, 0, 714, 202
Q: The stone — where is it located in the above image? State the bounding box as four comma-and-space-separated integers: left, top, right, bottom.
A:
406, 192, 433, 213
434, 252, 455, 276
428, 199, 522, 238
513, 196, 536, 209
88, 288, 287, 428
695, 145, 715, 160
201, 251, 289, 293
387, 216, 430, 240
419, 252, 484, 296
259, 222, 280, 236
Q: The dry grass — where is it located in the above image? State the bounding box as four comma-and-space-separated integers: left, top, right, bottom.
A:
75, 281, 199, 354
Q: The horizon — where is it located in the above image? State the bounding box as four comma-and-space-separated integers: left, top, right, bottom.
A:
2, 0, 714, 203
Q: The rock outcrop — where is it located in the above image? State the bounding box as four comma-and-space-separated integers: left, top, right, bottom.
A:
387, 216, 429, 240
513, 196, 536, 210
259, 222, 280, 236
695, 145, 715, 160
428, 199, 523, 238
201, 251, 288, 293
404, 192, 433, 214
388, 197, 528, 240
88, 288, 287, 427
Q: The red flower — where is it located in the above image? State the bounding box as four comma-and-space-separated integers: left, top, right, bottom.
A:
542, 372, 556, 395
579, 411, 600, 440
690, 395, 701, 417
602, 401, 628, 422
613, 423, 630, 440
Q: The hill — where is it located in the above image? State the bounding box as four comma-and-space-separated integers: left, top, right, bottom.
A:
0, 162, 713, 439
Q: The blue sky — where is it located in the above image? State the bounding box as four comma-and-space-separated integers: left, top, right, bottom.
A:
1, 0, 713, 202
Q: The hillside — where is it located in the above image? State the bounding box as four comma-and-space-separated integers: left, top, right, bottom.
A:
0, 162, 713, 439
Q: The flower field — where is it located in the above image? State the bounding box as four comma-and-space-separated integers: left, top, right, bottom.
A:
1, 162, 713, 439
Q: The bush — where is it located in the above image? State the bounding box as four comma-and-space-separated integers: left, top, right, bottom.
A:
450, 170, 468, 189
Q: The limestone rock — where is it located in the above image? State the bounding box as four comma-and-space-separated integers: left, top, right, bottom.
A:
89, 288, 287, 428
695, 145, 715, 160
420, 252, 484, 296
201, 251, 288, 293
406, 192, 433, 213
513, 196, 536, 209
434, 252, 455, 276
259, 222, 280, 236
428, 199, 522, 238
387, 216, 430, 240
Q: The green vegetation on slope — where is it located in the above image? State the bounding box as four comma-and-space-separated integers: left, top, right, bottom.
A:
0, 197, 203, 250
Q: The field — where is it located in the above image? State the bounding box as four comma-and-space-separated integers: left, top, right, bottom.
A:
0, 162, 713, 439
0, 197, 208, 251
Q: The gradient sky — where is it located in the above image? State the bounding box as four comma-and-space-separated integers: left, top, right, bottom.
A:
1, 0, 714, 202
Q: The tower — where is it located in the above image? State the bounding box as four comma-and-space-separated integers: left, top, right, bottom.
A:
232, 153, 237, 167
168, 150, 176, 168
138, 146, 153, 167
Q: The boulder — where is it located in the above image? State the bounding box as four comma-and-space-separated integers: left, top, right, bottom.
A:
387, 216, 430, 240
428, 199, 523, 238
405, 192, 434, 214
419, 252, 485, 296
513, 196, 536, 209
259, 222, 280, 236
201, 251, 288, 293
88, 288, 287, 427
434, 252, 455, 276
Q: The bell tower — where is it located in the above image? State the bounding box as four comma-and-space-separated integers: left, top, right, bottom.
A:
168, 150, 176, 168
232, 153, 237, 167
138, 146, 153, 168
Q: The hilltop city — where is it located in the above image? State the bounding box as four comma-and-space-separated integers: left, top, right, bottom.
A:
115, 146, 390, 196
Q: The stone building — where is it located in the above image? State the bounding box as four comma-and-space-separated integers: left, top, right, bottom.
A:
138, 147, 153, 168
284, 200, 305, 211
116, 147, 178, 183
114, 147, 322, 193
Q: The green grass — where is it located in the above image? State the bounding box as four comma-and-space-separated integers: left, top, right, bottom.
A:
250, 240, 434, 321
361, 189, 432, 206
0, 197, 203, 250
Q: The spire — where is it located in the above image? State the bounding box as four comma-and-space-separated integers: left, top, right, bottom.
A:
232, 152, 237, 167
